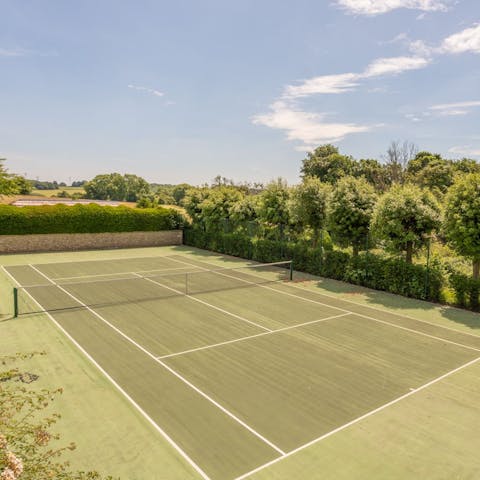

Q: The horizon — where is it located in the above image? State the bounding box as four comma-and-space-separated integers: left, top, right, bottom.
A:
1, 0, 479, 185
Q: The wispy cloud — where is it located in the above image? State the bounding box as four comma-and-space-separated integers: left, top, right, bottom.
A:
128, 84, 164, 97
252, 100, 371, 148
363, 56, 430, 76
430, 100, 480, 116
334, 0, 449, 16
449, 145, 480, 156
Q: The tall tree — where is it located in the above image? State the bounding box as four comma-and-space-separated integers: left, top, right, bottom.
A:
328, 176, 377, 256
444, 173, 480, 278
301, 145, 355, 184
383, 140, 418, 184
290, 177, 330, 247
371, 184, 441, 263
257, 178, 290, 226
354, 158, 391, 192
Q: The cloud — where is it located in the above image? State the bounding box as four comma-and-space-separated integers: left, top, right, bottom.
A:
430, 100, 480, 116
284, 73, 360, 97
128, 84, 164, 97
0, 47, 29, 57
449, 145, 480, 156
334, 0, 449, 16
441, 24, 480, 54
252, 101, 371, 147
363, 56, 430, 76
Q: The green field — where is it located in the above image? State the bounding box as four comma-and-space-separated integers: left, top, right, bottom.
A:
1, 246, 479, 479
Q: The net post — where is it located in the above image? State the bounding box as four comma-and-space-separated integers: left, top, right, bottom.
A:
13, 287, 18, 318
289, 261, 293, 281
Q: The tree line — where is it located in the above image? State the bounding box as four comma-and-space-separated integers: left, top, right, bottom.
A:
181, 144, 480, 280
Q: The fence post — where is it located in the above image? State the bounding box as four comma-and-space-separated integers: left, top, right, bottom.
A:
319, 230, 324, 273
13, 287, 18, 318
289, 261, 293, 281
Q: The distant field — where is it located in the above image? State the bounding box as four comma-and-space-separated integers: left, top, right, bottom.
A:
31, 186, 86, 197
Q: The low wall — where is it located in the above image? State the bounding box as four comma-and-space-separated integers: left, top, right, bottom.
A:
0, 230, 183, 254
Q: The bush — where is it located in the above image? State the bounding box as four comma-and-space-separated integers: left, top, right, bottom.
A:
449, 272, 480, 311
184, 228, 445, 304
0, 204, 185, 235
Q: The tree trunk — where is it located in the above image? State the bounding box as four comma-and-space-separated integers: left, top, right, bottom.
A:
473, 259, 480, 280
405, 241, 413, 264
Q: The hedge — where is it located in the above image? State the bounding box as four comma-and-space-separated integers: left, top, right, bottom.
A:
449, 272, 480, 311
0, 204, 185, 235
184, 227, 445, 304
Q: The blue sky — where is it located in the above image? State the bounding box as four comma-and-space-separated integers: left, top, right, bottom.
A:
1, 0, 479, 185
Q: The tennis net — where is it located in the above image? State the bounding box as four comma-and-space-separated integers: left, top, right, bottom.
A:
13, 260, 293, 316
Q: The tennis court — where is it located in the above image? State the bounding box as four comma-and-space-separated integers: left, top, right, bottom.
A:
3, 251, 480, 480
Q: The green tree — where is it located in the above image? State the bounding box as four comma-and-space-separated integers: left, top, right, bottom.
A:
328, 176, 377, 256
257, 179, 290, 226
197, 186, 244, 232
444, 173, 480, 278
172, 184, 191, 205
229, 195, 259, 230
301, 145, 355, 184
290, 177, 330, 247
0, 160, 23, 195
84, 174, 149, 201
354, 158, 391, 192
405, 151, 454, 193
371, 184, 441, 263
452, 158, 480, 175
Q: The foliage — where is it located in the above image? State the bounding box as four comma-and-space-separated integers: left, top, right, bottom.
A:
184, 228, 443, 302
289, 177, 330, 246
0, 353, 117, 480
301, 145, 355, 184
84, 174, 150, 202
444, 173, 480, 278
328, 176, 377, 255
371, 184, 441, 263
172, 184, 191, 205
354, 158, 391, 192
448, 272, 480, 310
0, 160, 30, 196
0, 204, 184, 235
405, 151, 454, 194
29, 180, 66, 190
257, 179, 290, 226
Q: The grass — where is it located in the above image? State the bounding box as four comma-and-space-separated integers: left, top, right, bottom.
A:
1, 246, 479, 479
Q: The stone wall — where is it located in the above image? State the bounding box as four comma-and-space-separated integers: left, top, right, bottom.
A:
0, 230, 183, 254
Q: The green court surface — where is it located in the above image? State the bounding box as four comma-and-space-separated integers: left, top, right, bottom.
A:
1, 246, 480, 479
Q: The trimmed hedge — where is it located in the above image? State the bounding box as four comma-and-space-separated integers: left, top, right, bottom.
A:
0, 204, 185, 235
449, 272, 480, 311
184, 227, 444, 304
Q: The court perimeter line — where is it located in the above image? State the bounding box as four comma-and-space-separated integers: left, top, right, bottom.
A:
29, 264, 286, 456
235, 354, 480, 480
0, 266, 210, 480
136, 273, 272, 333
158, 313, 352, 359
166, 257, 480, 354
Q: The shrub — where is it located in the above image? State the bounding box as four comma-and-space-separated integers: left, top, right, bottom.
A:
0, 204, 185, 235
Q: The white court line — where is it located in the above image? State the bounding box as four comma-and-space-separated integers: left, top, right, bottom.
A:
29, 264, 285, 456
135, 273, 272, 333
173, 255, 480, 340
0, 266, 210, 480
51, 265, 193, 281
235, 354, 480, 479
284, 280, 480, 339
166, 257, 480, 354
158, 313, 352, 359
